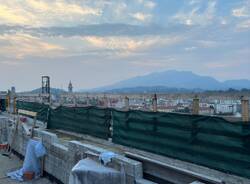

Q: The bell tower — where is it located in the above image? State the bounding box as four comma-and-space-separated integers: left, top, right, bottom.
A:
68, 81, 73, 93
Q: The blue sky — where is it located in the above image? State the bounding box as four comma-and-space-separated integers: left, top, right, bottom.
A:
0, 0, 249, 91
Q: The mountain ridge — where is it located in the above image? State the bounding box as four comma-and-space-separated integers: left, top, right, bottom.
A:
19, 87, 65, 95
87, 70, 250, 92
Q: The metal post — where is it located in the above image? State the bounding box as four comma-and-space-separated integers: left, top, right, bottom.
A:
192, 95, 199, 115
13, 96, 17, 114
41, 76, 50, 103
241, 96, 249, 122
86, 95, 90, 106
103, 95, 108, 108
73, 95, 77, 107
152, 94, 157, 112
6, 92, 10, 113
124, 96, 129, 111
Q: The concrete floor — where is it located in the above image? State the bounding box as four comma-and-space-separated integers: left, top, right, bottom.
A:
0, 154, 53, 184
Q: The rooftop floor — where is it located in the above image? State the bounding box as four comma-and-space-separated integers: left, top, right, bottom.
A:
0, 154, 52, 184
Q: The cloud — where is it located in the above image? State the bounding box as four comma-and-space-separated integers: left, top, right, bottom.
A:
231, 1, 250, 30
232, 1, 250, 18
237, 19, 250, 30
0, 0, 102, 26
136, 0, 156, 8
232, 7, 249, 17
144, 1, 156, 9
83, 36, 149, 51
185, 47, 197, 51
204, 58, 246, 69
197, 40, 218, 48
130, 12, 152, 22
0, 3, 35, 25
0, 60, 22, 66
0, 33, 65, 59
130, 57, 176, 68
27, 0, 101, 15
204, 62, 229, 68
220, 18, 228, 25
172, 1, 217, 26
104, 0, 155, 24
0, 24, 176, 38
0, 0, 157, 27
189, 0, 201, 5
82, 35, 184, 54
0, 23, 186, 61
0, 0, 250, 91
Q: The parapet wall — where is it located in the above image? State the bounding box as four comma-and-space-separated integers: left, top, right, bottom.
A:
0, 115, 144, 184
2, 114, 250, 184
13, 101, 250, 180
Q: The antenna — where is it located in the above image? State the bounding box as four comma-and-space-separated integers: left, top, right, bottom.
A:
41, 76, 50, 103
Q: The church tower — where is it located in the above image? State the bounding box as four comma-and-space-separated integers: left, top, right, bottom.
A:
68, 81, 73, 93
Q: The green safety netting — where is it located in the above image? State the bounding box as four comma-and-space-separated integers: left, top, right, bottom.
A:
0, 99, 6, 111
16, 101, 49, 122
15, 101, 250, 179
112, 109, 250, 179
47, 106, 111, 140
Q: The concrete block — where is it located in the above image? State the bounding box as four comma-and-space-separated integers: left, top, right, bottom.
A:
40, 131, 58, 150
2, 117, 145, 184
114, 155, 143, 179
136, 178, 158, 184
68, 141, 143, 182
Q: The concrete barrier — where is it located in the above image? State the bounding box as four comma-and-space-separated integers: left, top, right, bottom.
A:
0, 114, 145, 184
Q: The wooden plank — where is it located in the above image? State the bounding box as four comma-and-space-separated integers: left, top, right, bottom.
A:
17, 109, 37, 138
18, 109, 37, 117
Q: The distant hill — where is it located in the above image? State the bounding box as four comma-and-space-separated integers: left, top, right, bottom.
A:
88, 70, 250, 92
20, 88, 65, 95
222, 79, 250, 89
104, 86, 202, 94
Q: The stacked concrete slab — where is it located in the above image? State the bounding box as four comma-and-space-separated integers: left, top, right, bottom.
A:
0, 116, 8, 143
0, 115, 148, 184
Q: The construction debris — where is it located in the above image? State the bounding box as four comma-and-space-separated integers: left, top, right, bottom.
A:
7, 139, 46, 182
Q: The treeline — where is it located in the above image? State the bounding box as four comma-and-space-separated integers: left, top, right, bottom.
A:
205, 88, 250, 93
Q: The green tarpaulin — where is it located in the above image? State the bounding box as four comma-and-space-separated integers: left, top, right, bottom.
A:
0, 99, 6, 111
16, 101, 250, 179
16, 101, 49, 122
112, 109, 250, 179
47, 106, 111, 140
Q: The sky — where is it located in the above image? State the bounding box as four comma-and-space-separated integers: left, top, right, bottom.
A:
0, 0, 249, 91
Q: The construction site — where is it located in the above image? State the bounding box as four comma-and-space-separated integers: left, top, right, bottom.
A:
0, 76, 250, 184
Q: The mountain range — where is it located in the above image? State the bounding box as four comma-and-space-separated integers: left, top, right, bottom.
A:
20, 71, 250, 94
89, 70, 250, 92
20, 88, 65, 95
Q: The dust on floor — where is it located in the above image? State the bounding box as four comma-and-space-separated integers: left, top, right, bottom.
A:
0, 154, 53, 184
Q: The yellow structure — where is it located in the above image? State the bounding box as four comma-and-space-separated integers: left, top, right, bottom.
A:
241, 97, 249, 122
6, 94, 10, 113
192, 95, 200, 115
152, 94, 157, 112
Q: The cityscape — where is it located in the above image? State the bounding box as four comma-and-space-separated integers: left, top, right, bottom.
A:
1, 78, 250, 118
0, 0, 250, 184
